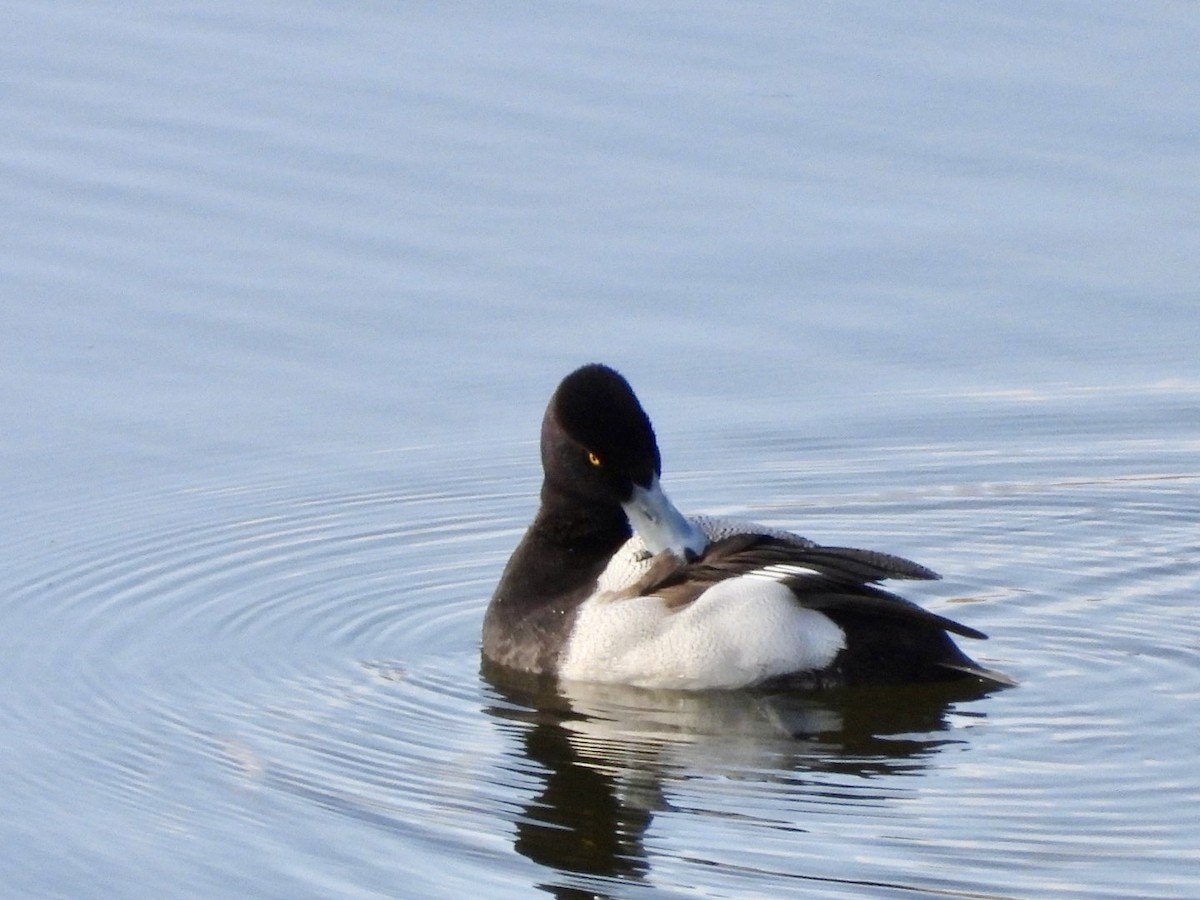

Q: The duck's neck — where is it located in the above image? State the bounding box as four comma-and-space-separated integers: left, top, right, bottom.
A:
483, 485, 632, 673
492, 483, 631, 609
535, 481, 631, 550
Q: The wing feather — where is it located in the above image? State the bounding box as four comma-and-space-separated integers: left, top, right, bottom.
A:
612, 534, 985, 641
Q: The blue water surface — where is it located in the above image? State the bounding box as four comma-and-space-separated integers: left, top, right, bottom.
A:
1, 2, 1197, 898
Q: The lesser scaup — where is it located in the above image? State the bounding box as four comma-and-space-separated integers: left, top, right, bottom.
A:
482, 364, 1010, 690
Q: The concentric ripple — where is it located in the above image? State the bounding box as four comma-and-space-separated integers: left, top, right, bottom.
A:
1, 414, 1198, 898
0, 444, 536, 895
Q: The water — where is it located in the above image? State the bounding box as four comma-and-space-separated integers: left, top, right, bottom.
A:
2, 2, 1198, 897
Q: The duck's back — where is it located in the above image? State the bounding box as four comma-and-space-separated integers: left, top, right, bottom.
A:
578, 516, 1011, 689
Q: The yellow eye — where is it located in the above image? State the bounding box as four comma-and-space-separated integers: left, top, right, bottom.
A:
587, 451, 602, 467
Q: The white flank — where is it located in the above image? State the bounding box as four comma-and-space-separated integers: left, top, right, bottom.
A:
560, 574, 846, 690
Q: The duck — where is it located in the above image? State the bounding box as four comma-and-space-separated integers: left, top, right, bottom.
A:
482, 363, 1010, 691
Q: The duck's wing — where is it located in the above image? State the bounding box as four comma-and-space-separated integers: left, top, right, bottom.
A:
620, 534, 986, 641
739, 539, 941, 583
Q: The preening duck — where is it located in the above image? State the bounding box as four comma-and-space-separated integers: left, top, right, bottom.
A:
482, 364, 1009, 691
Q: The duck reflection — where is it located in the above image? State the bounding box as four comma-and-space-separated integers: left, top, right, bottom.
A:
481, 660, 1000, 898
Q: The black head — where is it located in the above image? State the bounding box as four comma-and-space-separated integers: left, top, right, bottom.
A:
540, 364, 661, 505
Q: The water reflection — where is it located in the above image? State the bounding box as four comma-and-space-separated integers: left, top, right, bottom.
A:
482, 662, 1000, 898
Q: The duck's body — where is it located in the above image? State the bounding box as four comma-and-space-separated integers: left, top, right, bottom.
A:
482, 364, 1008, 691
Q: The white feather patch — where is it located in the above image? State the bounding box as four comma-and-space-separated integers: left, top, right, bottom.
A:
560, 576, 845, 690
561, 517, 843, 690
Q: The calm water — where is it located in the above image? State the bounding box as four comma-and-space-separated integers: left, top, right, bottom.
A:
2, 2, 1198, 898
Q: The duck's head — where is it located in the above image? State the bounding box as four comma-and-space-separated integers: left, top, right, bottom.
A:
540, 364, 708, 560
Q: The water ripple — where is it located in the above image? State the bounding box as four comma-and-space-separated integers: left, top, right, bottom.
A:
1, 429, 1196, 898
